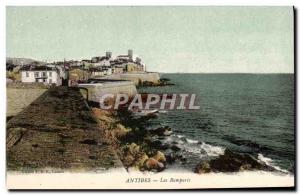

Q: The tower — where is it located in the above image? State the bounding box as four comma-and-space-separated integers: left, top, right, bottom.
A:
106, 51, 112, 59
128, 50, 133, 61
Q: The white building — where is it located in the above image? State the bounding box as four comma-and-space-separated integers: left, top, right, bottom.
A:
20, 66, 61, 85
98, 59, 111, 67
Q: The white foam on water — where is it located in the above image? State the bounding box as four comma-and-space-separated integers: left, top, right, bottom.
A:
182, 141, 225, 157
183, 146, 204, 155
186, 138, 199, 144
200, 142, 225, 157
258, 153, 289, 173
167, 134, 225, 157
176, 134, 184, 139
177, 140, 185, 144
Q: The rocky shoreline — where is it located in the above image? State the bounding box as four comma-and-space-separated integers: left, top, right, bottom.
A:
139, 78, 175, 87
91, 106, 283, 174
92, 107, 175, 172
89, 77, 286, 174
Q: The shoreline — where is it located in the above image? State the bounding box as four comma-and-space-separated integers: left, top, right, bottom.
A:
87, 75, 293, 175
90, 103, 292, 175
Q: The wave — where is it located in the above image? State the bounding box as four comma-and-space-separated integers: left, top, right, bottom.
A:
185, 138, 199, 144
161, 133, 289, 174
257, 153, 289, 173
199, 142, 225, 157
167, 134, 225, 157
174, 135, 201, 144
175, 134, 184, 139
182, 141, 225, 157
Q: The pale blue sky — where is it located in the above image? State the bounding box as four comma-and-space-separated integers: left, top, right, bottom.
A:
7, 6, 294, 73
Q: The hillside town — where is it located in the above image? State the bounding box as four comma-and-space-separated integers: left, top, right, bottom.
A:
6, 50, 146, 86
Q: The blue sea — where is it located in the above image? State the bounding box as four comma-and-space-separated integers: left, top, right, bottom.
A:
139, 74, 295, 172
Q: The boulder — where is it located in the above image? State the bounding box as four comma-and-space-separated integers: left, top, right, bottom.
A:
165, 154, 176, 164
171, 145, 181, 152
112, 124, 132, 139
152, 151, 166, 163
122, 154, 135, 167
209, 149, 274, 172
180, 157, 187, 164
148, 140, 170, 150
127, 143, 140, 155
144, 158, 165, 172
194, 149, 276, 174
136, 153, 149, 169
121, 143, 142, 168
194, 161, 211, 174
150, 126, 172, 136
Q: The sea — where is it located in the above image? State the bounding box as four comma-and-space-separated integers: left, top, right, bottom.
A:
139, 74, 295, 173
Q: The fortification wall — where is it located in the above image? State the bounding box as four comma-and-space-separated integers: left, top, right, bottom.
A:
100, 72, 160, 85
78, 81, 137, 103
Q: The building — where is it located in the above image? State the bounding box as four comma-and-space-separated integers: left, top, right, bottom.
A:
125, 63, 139, 72
20, 65, 61, 85
90, 66, 112, 77
91, 52, 113, 67
81, 59, 93, 68
124, 62, 144, 72
97, 57, 111, 67
116, 50, 133, 61
112, 65, 124, 74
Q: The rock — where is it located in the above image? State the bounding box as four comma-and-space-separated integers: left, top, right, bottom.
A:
144, 158, 165, 172
150, 126, 172, 136
121, 143, 143, 168
148, 140, 170, 150
289, 165, 295, 173
165, 154, 176, 164
171, 145, 181, 152
142, 79, 175, 87
152, 151, 166, 163
239, 164, 252, 171
142, 81, 154, 86
136, 153, 149, 169
194, 149, 276, 174
127, 143, 140, 155
148, 140, 162, 147
123, 154, 135, 167
113, 124, 131, 139
180, 157, 187, 163
209, 149, 274, 172
194, 162, 211, 174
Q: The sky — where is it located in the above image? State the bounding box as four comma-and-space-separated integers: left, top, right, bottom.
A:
6, 6, 294, 73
